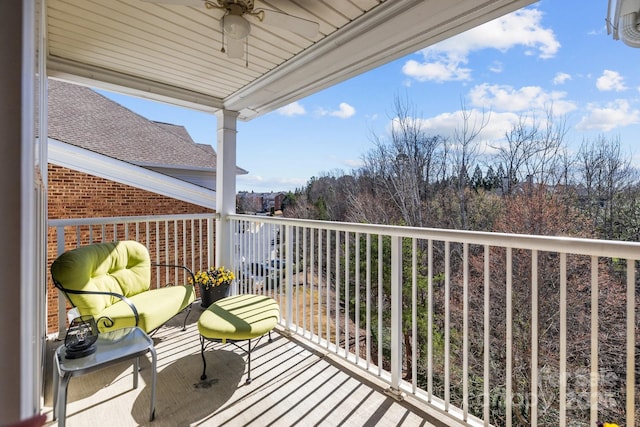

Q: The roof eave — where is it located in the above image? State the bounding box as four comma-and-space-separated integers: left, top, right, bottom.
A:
225, 0, 539, 120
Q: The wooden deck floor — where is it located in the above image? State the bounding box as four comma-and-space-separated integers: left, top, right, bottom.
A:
42, 306, 457, 427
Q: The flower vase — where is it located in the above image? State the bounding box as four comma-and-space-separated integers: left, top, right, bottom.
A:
199, 282, 230, 308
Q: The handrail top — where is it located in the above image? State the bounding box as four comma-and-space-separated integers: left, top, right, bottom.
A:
226, 213, 640, 260
49, 213, 213, 227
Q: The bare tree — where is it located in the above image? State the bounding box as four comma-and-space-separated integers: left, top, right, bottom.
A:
576, 135, 637, 239
451, 100, 489, 229
361, 95, 445, 227
489, 107, 568, 193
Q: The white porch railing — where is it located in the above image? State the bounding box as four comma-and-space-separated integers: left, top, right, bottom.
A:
49, 214, 215, 336
225, 213, 638, 427
48, 213, 638, 427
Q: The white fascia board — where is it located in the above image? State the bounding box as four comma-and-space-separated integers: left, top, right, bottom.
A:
48, 139, 216, 210
228, 0, 538, 120
47, 58, 224, 114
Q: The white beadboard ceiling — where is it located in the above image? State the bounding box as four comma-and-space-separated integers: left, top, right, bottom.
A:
46, 0, 537, 121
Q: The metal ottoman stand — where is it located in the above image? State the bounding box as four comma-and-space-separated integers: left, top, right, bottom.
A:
198, 294, 280, 384
52, 326, 157, 426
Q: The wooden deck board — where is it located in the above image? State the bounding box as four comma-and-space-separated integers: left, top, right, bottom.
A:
42, 306, 451, 427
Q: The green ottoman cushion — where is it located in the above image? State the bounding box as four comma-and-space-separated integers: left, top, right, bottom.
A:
198, 294, 280, 342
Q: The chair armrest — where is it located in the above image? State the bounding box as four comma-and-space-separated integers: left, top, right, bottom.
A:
58, 287, 140, 327
152, 263, 196, 286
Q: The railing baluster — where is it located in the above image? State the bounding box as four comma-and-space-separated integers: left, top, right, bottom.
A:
294, 226, 300, 325
276, 224, 284, 299
412, 238, 417, 393
626, 259, 635, 427
310, 228, 315, 338
302, 227, 307, 335
506, 247, 513, 427
197, 218, 202, 273
463, 242, 469, 421
190, 220, 194, 281
483, 245, 490, 426
145, 221, 149, 254
428, 239, 434, 402
56, 226, 67, 335
173, 220, 178, 282
378, 234, 383, 377
366, 234, 371, 369
589, 255, 598, 426
344, 231, 350, 357
355, 232, 360, 362
444, 240, 450, 411
326, 229, 332, 348
531, 250, 539, 427
559, 252, 567, 427
318, 228, 323, 344
335, 230, 340, 355
155, 220, 160, 288
285, 224, 294, 333
389, 235, 402, 398
182, 219, 187, 283
164, 221, 171, 283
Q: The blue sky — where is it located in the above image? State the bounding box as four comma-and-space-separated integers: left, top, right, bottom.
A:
100, 0, 640, 193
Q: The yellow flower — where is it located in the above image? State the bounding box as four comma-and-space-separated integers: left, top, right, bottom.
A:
189, 266, 235, 290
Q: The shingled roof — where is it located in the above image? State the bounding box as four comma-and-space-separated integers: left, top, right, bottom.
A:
48, 79, 216, 170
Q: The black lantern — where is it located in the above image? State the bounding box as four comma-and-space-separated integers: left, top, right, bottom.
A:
64, 315, 99, 359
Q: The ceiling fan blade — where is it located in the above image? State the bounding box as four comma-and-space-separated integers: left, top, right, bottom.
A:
226, 37, 245, 59
141, 0, 204, 5
258, 9, 319, 38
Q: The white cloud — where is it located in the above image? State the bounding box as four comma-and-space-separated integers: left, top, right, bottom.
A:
343, 158, 364, 168
388, 110, 521, 155
317, 102, 356, 119
489, 61, 504, 73
333, 102, 356, 118
402, 8, 559, 83
596, 70, 627, 92
237, 174, 306, 192
468, 83, 577, 115
277, 101, 306, 116
576, 99, 640, 131
553, 72, 571, 85
402, 58, 471, 82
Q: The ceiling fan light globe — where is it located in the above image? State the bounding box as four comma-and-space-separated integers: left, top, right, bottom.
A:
223, 14, 250, 39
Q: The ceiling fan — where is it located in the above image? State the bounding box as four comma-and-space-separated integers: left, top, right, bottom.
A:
143, 0, 320, 60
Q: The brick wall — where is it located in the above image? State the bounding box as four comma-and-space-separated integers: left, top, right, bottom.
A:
47, 164, 215, 333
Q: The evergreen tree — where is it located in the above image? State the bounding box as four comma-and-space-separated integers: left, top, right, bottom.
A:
484, 165, 497, 190
471, 165, 484, 190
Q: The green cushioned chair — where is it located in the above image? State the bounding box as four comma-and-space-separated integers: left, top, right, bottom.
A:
51, 240, 195, 334
198, 294, 280, 383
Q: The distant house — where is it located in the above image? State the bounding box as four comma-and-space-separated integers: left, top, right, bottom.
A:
46, 79, 247, 330
237, 191, 285, 214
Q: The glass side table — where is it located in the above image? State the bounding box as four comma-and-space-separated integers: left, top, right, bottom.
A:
52, 326, 157, 427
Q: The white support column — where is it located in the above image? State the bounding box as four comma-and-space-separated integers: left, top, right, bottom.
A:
215, 109, 239, 270
1, 0, 40, 422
